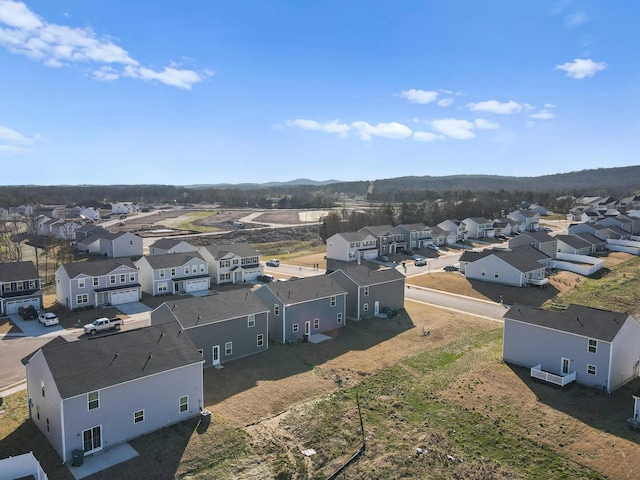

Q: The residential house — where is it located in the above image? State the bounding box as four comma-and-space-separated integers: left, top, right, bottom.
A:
618, 195, 640, 212
111, 202, 139, 215
461, 245, 549, 287
325, 231, 378, 263
555, 234, 595, 256
55, 258, 141, 310
429, 226, 456, 246
329, 265, 405, 320
461, 217, 493, 239
150, 289, 269, 366
79, 207, 100, 221
199, 243, 262, 284
573, 231, 607, 253
40, 219, 81, 239
359, 225, 407, 255
396, 223, 432, 250
508, 231, 558, 258
568, 223, 631, 241
0, 261, 42, 315
75, 230, 143, 258
75, 224, 109, 242
507, 210, 540, 232
437, 219, 466, 241
529, 204, 548, 216
148, 238, 198, 255
597, 215, 640, 235
22, 323, 203, 464
503, 304, 640, 392
254, 275, 347, 344
136, 252, 210, 296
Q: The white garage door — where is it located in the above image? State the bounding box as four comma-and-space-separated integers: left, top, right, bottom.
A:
110, 289, 139, 305
185, 279, 209, 292
6, 297, 41, 314
363, 251, 378, 260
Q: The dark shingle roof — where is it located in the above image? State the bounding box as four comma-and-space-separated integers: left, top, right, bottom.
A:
555, 234, 592, 250
333, 231, 374, 242
397, 223, 428, 232
149, 238, 195, 250
159, 290, 269, 328
60, 258, 137, 278
519, 231, 556, 243
34, 323, 202, 398
260, 275, 347, 304
332, 265, 405, 287
200, 243, 258, 258
505, 304, 633, 342
573, 231, 604, 245
0, 261, 39, 282
140, 252, 205, 269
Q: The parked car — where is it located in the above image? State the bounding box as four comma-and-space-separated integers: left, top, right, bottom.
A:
257, 274, 275, 283
426, 244, 440, 251
444, 265, 459, 272
414, 258, 427, 266
83, 317, 123, 335
266, 259, 280, 267
38, 312, 59, 327
18, 305, 38, 320
495, 234, 508, 241
377, 255, 390, 262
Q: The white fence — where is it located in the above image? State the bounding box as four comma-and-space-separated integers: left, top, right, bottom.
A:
553, 253, 605, 276
0, 452, 48, 480
530, 364, 576, 387
606, 239, 640, 255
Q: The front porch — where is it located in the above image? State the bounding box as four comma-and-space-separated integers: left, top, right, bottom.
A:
530, 364, 576, 387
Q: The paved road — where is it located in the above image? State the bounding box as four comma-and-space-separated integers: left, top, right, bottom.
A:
405, 285, 507, 321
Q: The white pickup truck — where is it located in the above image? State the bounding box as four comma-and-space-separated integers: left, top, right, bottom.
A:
83, 317, 123, 335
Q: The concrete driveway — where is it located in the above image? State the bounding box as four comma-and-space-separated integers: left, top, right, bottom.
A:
115, 302, 153, 315
7, 313, 63, 337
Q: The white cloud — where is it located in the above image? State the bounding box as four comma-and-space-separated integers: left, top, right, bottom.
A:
399, 89, 439, 104
92, 65, 119, 81
566, 11, 588, 27
467, 100, 522, 115
437, 98, 453, 107
0, 144, 31, 154
431, 118, 475, 139
351, 121, 412, 141
413, 131, 443, 143
0, 0, 209, 89
555, 58, 606, 79
286, 119, 350, 137
0, 125, 33, 144
474, 118, 499, 129
544, 103, 557, 108
528, 110, 555, 120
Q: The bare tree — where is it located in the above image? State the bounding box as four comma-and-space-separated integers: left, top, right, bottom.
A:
0, 215, 25, 262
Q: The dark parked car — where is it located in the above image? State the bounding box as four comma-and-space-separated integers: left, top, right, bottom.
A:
377, 255, 390, 262
257, 274, 275, 283
18, 305, 38, 320
444, 265, 459, 272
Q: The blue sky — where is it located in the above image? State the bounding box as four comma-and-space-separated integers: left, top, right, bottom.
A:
1, 1, 638, 186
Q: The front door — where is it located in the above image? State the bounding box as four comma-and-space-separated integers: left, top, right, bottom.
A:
561, 357, 570, 375
82, 425, 102, 454
173, 281, 180, 294
374, 301, 380, 315
212, 345, 220, 366
304, 321, 310, 336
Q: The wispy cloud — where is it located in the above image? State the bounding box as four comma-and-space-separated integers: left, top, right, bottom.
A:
566, 11, 588, 27
351, 121, 412, 141
0, 125, 39, 155
528, 110, 555, 120
399, 89, 439, 104
555, 58, 606, 79
0, 0, 210, 89
431, 118, 476, 140
467, 100, 523, 115
285, 119, 350, 137
474, 118, 500, 129
437, 98, 453, 107
413, 131, 443, 142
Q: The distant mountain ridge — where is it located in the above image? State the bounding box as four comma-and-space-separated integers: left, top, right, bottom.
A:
188, 178, 341, 189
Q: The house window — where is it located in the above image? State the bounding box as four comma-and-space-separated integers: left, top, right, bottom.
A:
192, 265, 197, 274
198, 349, 204, 357
159, 269, 165, 278
78, 278, 85, 288
225, 342, 232, 355
220, 273, 231, 282
330, 296, 336, 307
29, 280, 37, 289
494, 271, 499, 278
588, 339, 597, 354
88, 391, 99, 410
93, 277, 99, 286
293, 323, 299, 333
363, 286, 369, 296
120, 274, 126, 283
130, 273, 135, 282
171, 268, 176, 276
179, 395, 189, 413
363, 303, 369, 312
337, 312, 343, 324
134, 410, 144, 424
274, 304, 280, 316
41, 380, 45, 397
36, 405, 40, 419
77, 294, 89, 305
110, 275, 116, 284
314, 318, 320, 330
158, 283, 168, 292
257, 334, 264, 347
82, 426, 102, 452
481, 269, 486, 276
587, 364, 597, 375
200, 264, 205, 273
248, 314, 255, 328
184, 267, 189, 275
46, 418, 49, 433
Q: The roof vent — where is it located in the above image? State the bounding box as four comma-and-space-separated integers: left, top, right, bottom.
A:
157, 332, 165, 343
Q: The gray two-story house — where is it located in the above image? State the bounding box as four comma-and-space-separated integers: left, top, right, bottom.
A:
150, 289, 269, 366
136, 252, 210, 296
22, 323, 203, 464
0, 261, 42, 315
199, 243, 262, 284
255, 275, 347, 344
55, 259, 141, 310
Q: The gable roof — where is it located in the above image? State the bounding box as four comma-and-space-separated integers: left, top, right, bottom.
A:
0, 261, 39, 281
397, 223, 429, 232
429, 225, 451, 237
149, 238, 195, 250
517, 231, 556, 243
574, 231, 605, 245
30, 323, 201, 399
555, 234, 592, 250
331, 231, 375, 242
505, 304, 632, 342
200, 243, 259, 259
259, 275, 347, 304
463, 217, 492, 224
60, 258, 137, 278
331, 265, 405, 287
140, 252, 205, 269
156, 290, 269, 328
360, 225, 403, 236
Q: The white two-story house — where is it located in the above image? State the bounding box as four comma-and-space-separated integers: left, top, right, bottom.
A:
199, 243, 262, 284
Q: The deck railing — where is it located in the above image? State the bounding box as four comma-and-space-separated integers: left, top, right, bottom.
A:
530, 364, 576, 386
